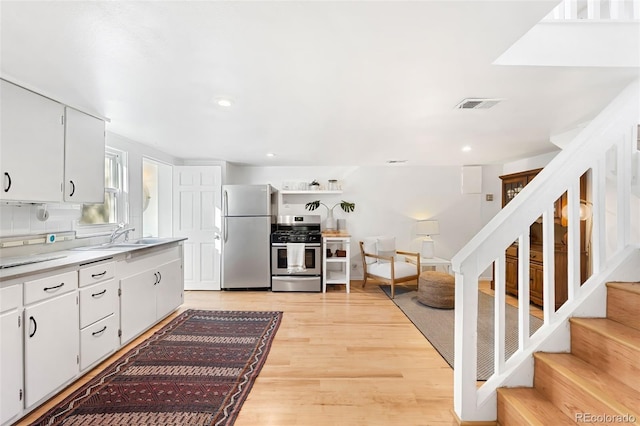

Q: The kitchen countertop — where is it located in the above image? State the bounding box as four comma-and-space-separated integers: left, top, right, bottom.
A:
0, 237, 187, 283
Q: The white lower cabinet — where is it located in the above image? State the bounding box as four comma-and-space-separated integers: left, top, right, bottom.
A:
120, 255, 183, 344
156, 259, 184, 319
24, 291, 79, 408
0, 285, 23, 426
2, 241, 184, 424
80, 314, 118, 370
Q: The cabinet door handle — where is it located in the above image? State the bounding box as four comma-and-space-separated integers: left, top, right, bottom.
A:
92, 326, 107, 336
29, 316, 37, 338
91, 289, 107, 298
153, 272, 159, 285
3, 172, 11, 192
157, 271, 162, 283
43, 282, 64, 292
69, 180, 76, 197
91, 271, 107, 278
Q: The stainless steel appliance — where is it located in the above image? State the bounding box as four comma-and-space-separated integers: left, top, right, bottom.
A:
271, 215, 322, 292
222, 184, 276, 289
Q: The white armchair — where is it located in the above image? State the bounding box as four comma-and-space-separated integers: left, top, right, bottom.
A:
359, 236, 421, 298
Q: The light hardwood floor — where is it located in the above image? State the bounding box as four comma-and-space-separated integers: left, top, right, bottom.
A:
17, 282, 459, 426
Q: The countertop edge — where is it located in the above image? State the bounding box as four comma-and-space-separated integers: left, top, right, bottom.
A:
0, 237, 187, 284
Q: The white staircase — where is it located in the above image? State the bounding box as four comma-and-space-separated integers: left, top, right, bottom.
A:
451, 79, 639, 422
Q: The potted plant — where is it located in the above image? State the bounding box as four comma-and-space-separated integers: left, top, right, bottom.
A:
305, 200, 355, 230
309, 180, 321, 190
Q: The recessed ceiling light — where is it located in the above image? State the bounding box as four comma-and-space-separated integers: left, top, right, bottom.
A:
462, 146, 472, 152
216, 98, 233, 107
266, 153, 275, 157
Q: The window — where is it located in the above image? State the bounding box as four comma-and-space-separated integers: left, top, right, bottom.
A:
78, 147, 128, 226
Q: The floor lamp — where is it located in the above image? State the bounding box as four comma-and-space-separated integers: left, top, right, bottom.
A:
417, 220, 439, 258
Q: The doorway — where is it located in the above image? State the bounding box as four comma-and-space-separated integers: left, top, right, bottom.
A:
142, 158, 173, 237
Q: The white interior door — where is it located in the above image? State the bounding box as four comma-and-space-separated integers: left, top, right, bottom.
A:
173, 166, 222, 290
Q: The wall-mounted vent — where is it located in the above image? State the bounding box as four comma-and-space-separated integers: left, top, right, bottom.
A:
455, 98, 503, 110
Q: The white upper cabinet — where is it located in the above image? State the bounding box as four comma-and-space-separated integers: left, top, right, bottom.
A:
0, 79, 65, 202
0, 79, 106, 204
64, 107, 105, 203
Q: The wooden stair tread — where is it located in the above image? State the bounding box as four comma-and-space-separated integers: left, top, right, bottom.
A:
570, 317, 640, 349
497, 388, 576, 425
606, 281, 640, 295
535, 352, 640, 416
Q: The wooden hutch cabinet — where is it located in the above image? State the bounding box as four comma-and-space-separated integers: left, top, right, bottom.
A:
497, 169, 588, 310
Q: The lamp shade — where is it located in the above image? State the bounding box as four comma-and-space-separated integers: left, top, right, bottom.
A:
416, 220, 439, 236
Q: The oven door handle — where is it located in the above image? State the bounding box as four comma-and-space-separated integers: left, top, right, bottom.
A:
271, 243, 321, 247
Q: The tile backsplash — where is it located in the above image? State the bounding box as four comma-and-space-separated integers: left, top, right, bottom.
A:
0, 203, 81, 237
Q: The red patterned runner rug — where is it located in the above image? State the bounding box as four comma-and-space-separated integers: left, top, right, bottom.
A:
32, 309, 282, 426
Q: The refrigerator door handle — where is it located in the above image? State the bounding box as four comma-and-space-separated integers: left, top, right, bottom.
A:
223, 190, 228, 217
223, 217, 228, 242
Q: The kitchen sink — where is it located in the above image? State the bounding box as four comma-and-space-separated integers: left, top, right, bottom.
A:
128, 238, 169, 245
73, 238, 172, 251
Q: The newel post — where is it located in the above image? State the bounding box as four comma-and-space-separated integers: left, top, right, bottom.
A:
453, 260, 480, 420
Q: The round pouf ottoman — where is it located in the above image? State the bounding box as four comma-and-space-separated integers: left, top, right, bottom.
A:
417, 271, 455, 309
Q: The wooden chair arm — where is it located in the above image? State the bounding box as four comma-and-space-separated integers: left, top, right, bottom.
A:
362, 252, 395, 262
396, 250, 419, 258
397, 250, 420, 272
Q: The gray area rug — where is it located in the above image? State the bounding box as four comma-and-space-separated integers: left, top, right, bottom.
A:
381, 285, 544, 380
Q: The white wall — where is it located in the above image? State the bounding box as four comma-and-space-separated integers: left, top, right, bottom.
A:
227, 164, 502, 278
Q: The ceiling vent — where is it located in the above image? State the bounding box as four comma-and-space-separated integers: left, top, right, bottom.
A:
455, 98, 503, 110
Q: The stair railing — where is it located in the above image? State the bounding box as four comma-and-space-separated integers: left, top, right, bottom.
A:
451, 78, 639, 422
544, 0, 640, 20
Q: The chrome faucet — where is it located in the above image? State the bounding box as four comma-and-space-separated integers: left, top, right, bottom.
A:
109, 223, 135, 243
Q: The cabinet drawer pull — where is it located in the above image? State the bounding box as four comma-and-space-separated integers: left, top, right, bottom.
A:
29, 316, 37, 338
43, 282, 64, 292
91, 271, 107, 278
92, 326, 107, 336
91, 289, 107, 298
69, 180, 76, 197
3, 172, 11, 192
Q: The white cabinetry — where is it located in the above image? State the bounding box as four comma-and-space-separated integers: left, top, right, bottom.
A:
156, 259, 185, 319
119, 246, 184, 344
0, 79, 65, 202
23, 270, 79, 409
63, 107, 106, 203
322, 236, 351, 293
0, 285, 23, 426
78, 261, 118, 371
0, 79, 105, 204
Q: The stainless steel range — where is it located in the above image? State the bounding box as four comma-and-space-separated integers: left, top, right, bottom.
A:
271, 215, 322, 292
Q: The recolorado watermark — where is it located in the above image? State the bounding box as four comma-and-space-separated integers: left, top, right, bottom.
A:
575, 413, 636, 423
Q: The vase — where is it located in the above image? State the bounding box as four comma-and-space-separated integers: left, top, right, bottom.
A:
325, 210, 337, 230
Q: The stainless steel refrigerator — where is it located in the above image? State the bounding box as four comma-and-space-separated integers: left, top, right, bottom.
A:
221, 184, 276, 289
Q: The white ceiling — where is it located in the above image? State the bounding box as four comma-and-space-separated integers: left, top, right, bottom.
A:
1, 1, 638, 167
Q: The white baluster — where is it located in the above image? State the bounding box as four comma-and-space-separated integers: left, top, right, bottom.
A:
587, 0, 601, 18
564, 0, 579, 18
517, 232, 530, 350
610, 0, 623, 19
494, 254, 506, 376
542, 206, 556, 324
591, 158, 606, 274
567, 180, 581, 300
